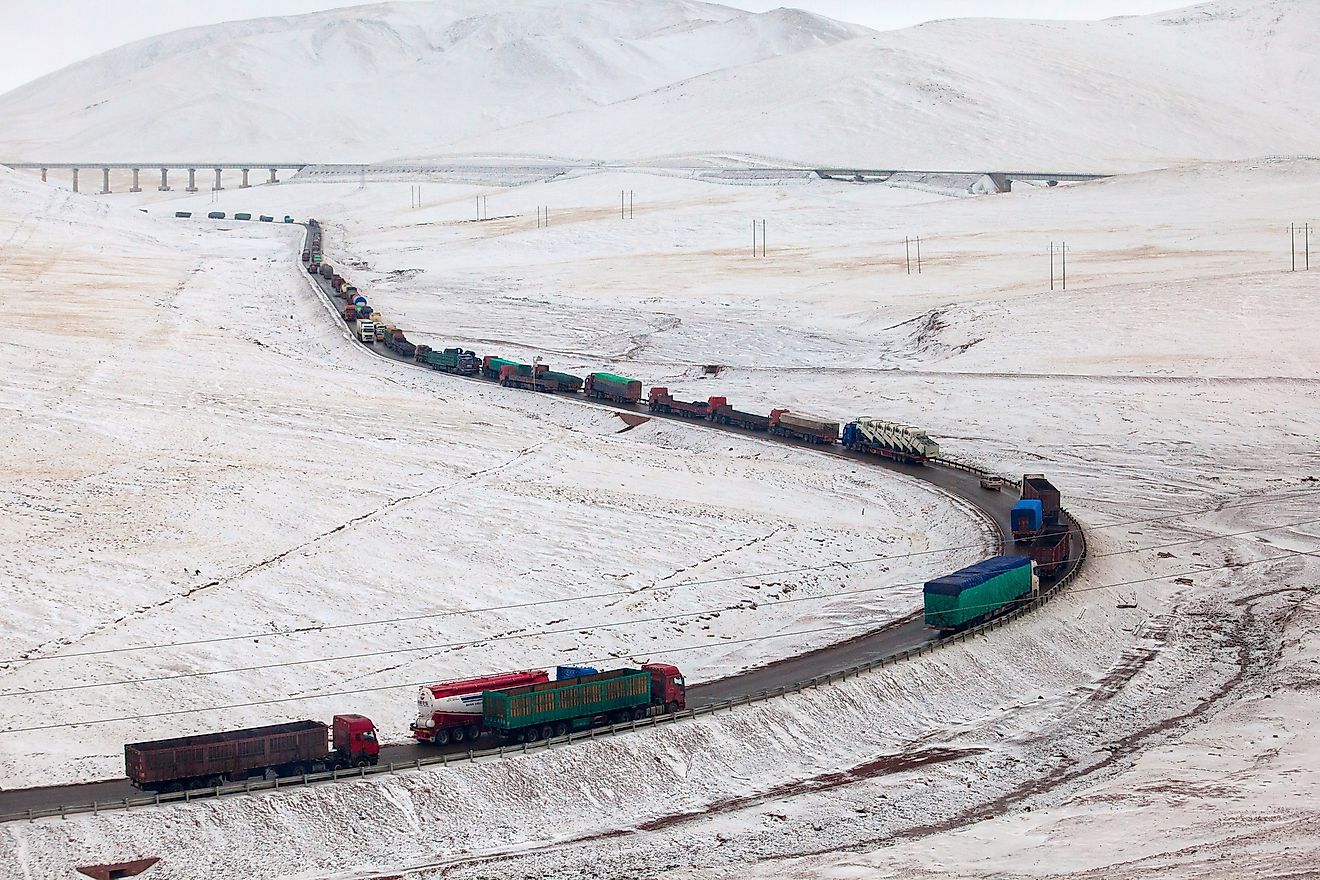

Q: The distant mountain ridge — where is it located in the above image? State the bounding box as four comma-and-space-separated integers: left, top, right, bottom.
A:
0, 0, 1315, 169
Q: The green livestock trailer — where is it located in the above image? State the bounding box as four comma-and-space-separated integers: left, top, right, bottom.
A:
483, 668, 651, 742
923, 555, 1037, 633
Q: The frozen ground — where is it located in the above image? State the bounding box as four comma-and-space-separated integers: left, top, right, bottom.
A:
0, 167, 987, 789
1, 154, 1318, 876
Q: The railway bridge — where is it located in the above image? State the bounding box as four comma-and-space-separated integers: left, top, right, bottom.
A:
1, 161, 309, 194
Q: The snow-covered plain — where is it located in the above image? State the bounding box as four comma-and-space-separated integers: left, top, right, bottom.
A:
3, 150, 1318, 877
0, 166, 988, 790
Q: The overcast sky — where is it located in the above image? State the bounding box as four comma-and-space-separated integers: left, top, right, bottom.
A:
0, 0, 1185, 95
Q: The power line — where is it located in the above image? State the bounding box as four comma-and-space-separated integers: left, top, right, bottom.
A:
2, 542, 1316, 735
3, 515, 1317, 701
4, 486, 1315, 668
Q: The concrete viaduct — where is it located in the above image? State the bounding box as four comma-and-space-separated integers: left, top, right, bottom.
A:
2, 162, 309, 194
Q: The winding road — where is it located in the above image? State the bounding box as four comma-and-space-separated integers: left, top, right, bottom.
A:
0, 221, 1082, 818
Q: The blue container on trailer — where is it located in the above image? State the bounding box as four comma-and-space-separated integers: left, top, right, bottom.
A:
353, 295, 367, 305
841, 422, 860, 446
555, 665, 599, 680
1011, 498, 1044, 540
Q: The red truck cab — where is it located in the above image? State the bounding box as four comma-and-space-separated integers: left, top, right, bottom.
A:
642, 663, 686, 711
332, 714, 380, 763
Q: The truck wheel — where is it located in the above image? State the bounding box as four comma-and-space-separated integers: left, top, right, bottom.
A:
435, 728, 450, 746
632, 707, 648, 721
207, 775, 224, 789
465, 724, 481, 741
540, 725, 554, 741
553, 722, 567, 738
353, 756, 370, 768
451, 726, 465, 744
666, 701, 679, 715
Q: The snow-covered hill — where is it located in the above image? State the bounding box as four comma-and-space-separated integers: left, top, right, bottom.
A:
0, 0, 1316, 169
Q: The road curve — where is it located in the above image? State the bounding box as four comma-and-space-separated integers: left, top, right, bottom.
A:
0, 222, 1081, 816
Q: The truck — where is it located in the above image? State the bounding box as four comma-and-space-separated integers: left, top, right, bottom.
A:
319, 264, 334, 279
411, 670, 550, 745
124, 715, 379, 792
427, 348, 481, 375
1028, 523, 1071, 579
648, 388, 723, 419
542, 370, 584, 393
499, 363, 558, 392
302, 249, 311, 262
923, 556, 1039, 634
356, 303, 373, 319
482, 356, 521, 381
234, 212, 253, 221
207, 211, 225, 220
414, 344, 432, 364
1011, 498, 1044, 542
1021, 474, 1062, 524
842, 418, 940, 465
259, 215, 274, 223
175, 211, 193, 218
342, 304, 358, 322
358, 321, 376, 343
585, 372, 643, 405
770, 409, 839, 444
483, 664, 686, 744
710, 401, 770, 432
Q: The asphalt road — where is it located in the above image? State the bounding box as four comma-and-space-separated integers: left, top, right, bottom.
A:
0, 227, 1078, 814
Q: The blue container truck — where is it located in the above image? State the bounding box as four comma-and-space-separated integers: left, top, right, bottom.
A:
1011, 499, 1044, 542
923, 555, 1038, 633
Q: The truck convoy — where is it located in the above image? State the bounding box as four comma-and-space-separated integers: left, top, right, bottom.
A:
125, 715, 379, 792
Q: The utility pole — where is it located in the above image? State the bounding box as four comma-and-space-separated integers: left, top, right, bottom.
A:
905, 237, 911, 275
916, 236, 922, 274
1062, 241, 1068, 290
1050, 242, 1055, 291
761, 219, 766, 256
1306, 223, 1311, 271
1291, 223, 1297, 272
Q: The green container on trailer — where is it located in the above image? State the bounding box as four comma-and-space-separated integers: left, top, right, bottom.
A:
483, 668, 650, 731
923, 555, 1035, 631
234, 212, 253, 221
543, 370, 584, 392
484, 356, 522, 377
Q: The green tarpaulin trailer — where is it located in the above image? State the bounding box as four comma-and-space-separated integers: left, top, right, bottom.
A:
923, 555, 1036, 633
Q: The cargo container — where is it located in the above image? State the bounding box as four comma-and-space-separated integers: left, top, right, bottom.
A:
543, 370, 584, 393
234, 212, 253, 221
356, 303, 373, 319
843, 418, 940, 465
585, 372, 643, 405
770, 409, 839, 444
924, 556, 1038, 633
207, 211, 225, 220
175, 211, 192, 218
483, 664, 686, 744
414, 344, 432, 364
259, 215, 274, 223
500, 363, 557, 392
1011, 499, 1044, 542
342, 304, 358, 322
648, 388, 724, 419
319, 264, 334, 279
427, 348, 481, 375
301, 249, 311, 261
710, 402, 770, 432
125, 714, 378, 791
555, 665, 599, 680
482, 356, 521, 381
1021, 474, 1061, 524
412, 670, 549, 745
1028, 523, 1071, 579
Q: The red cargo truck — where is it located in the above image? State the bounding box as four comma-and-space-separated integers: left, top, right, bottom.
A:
342, 304, 358, 321
769, 409, 839, 444
648, 388, 725, 419
499, 364, 557, 392
1028, 523, 1071, 578
412, 669, 550, 745
710, 402, 770, 432
125, 715, 379, 792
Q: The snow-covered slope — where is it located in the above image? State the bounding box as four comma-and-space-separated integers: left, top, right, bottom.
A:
0, 0, 1316, 169
0, 0, 870, 162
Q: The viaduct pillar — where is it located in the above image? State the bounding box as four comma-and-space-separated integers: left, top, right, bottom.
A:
100, 167, 111, 194
71, 168, 80, 193
268, 168, 278, 184
240, 168, 250, 188
158, 168, 171, 191
213, 168, 223, 191
130, 168, 141, 193
186, 168, 198, 193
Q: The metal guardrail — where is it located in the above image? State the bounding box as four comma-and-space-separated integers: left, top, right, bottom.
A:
0, 232, 1090, 825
